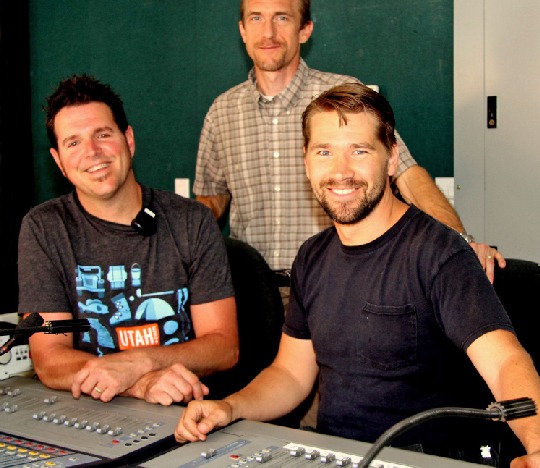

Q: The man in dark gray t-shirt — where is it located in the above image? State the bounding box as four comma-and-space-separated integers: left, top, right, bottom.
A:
18, 75, 239, 406
175, 83, 540, 467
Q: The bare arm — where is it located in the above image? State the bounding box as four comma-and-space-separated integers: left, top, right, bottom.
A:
28, 317, 209, 404
395, 165, 505, 281
175, 333, 319, 442
196, 194, 231, 221
78, 297, 238, 401
28, 297, 238, 403
122, 296, 239, 402
395, 165, 465, 231
467, 329, 540, 464
126, 296, 239, 376
27, 312, 97, 390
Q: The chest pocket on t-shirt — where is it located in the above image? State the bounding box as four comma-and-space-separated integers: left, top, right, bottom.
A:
357, 303, 417, 371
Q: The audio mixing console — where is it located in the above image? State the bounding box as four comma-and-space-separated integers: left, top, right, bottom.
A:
0, 376, 487, 467
143, 420, 484, 468
0, 376, 183, 466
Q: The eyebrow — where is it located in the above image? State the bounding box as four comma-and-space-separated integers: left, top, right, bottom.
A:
309, 142, 377, 150
246, 10, 292, 17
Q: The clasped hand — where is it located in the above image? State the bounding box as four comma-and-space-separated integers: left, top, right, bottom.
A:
72, 354, 207, 405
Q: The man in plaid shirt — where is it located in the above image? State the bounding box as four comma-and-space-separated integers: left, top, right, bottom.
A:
194, 0, 504, 282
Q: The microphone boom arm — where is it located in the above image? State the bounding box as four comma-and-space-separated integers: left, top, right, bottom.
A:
0, 320, 90, 337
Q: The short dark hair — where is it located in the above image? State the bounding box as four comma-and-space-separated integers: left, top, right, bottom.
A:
240, 0, 312, 28
302, 83, 397, 152
44, 74, 128, 150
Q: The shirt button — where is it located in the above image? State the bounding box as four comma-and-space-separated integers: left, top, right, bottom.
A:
273, 152, 279, 158
272, 118, 278, 125
274, 186, 281, 192
274, 251, 280, 257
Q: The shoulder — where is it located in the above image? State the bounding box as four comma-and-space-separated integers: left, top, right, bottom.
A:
209, 79, 252, 109
22, 193, 75, 226
305, 66, 361, 87
151, 189, 217, 236
295, 227, 337, 267
152, 188, 212, 217
401, 206, 474, 269
406, 206, 461, 244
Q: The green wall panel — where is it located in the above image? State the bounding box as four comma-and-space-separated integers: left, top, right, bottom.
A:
29, 0, 452, 203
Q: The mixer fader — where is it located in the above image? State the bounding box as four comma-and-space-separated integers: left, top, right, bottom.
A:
0, 377, 486, 467
143, 420, 484, 468
0, 376, 183, 466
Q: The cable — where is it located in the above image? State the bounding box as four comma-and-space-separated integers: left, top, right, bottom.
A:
357, 397, 536, 468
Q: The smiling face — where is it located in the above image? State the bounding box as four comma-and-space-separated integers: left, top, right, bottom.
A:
50, 101, 136, 205
239, 0, 313, 73
304, 111, 398, 225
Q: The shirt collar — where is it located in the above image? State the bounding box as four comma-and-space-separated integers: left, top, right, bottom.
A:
248, 58, 309, 110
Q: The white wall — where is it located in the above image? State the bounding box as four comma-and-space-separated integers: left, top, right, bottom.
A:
454, 0, 540, 262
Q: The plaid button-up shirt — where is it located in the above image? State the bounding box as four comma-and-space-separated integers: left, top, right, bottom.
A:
194, 59, 416, 270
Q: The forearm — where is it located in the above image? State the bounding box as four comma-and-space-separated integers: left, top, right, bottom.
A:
469, 331, 540, 455
493, 351, 540, 454
30, 341, 98, 391
395, 166, 465, 232
124, 332, 239, 379
225, 364, 314, 422
122, 333, 238, 402
196, 194, 231, 220
33, 333, 236, 394
175, 335, 317, 442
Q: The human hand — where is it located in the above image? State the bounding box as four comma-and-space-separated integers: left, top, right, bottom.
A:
175, 400, 233, 443
126, 363, 209, 405
469, 242, 506, 283
72, 352, 147, 402
510, 450, 540, 467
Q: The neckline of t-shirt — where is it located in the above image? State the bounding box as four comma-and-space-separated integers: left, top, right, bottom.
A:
70, 186, 153, 235
338, 205, 416, 255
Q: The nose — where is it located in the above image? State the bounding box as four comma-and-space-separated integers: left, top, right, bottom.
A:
262, 18, 276, 38
82, 138, 101, 157
331, 155, 354, 181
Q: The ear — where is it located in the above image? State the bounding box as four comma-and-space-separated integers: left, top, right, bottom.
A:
50, 148, 67, 177
125, 125, 136, 158
387, 144, 399, 177
299, 20, 314, 44
239, 20, 247, 44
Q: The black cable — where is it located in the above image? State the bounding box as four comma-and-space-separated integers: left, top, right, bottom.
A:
358, 398, 536, 468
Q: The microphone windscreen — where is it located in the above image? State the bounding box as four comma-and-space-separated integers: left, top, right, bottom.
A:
18, 313, 45, 328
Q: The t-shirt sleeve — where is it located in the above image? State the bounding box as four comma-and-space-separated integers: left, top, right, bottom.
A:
18, 212, 73, 313
431, 249, 515, 351
283, 249, 311, 340
185, 206, 235, 305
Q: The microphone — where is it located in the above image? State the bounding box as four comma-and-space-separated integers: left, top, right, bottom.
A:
357, 398, 537, 468
0, 313, 91, 356
0, 313, 45, 356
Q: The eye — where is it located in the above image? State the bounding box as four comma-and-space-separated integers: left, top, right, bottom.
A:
316, 150, 331, 157
97, 132, 111, 139
249, 15, 262, 22
66, 140, 79, 148
274, 15, 289, 22
352, 149, 368, 157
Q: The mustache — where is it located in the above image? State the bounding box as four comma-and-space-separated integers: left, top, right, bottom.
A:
319, 179, 367, 190
255, 40, 283, 48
